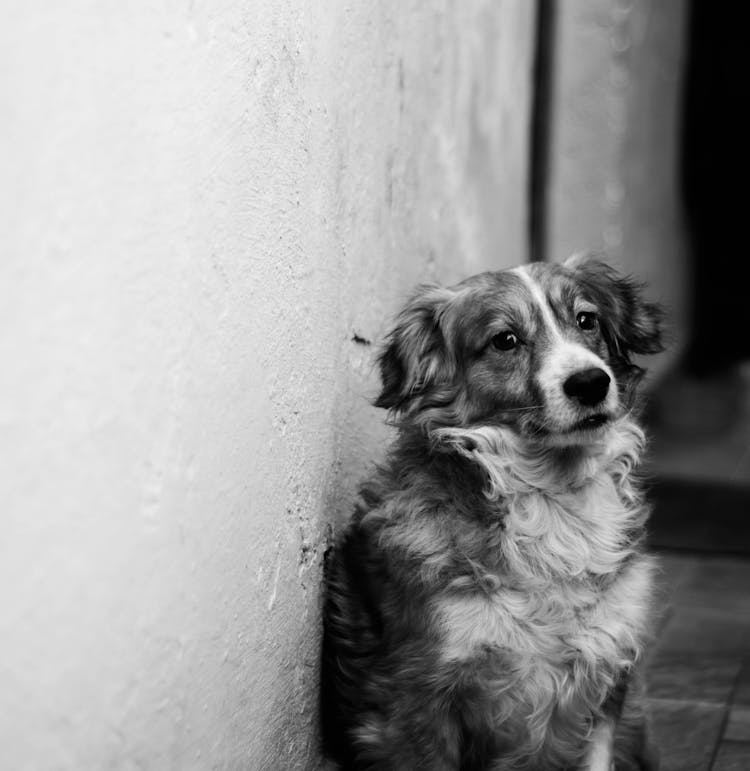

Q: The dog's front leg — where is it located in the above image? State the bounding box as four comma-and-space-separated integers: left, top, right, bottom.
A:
582, 721, 615, 771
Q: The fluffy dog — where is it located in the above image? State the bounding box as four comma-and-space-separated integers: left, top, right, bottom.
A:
321, 257, 663, 771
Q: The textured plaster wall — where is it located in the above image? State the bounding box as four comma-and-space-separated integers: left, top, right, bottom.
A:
0, 2, 536, 769
545, 0, 688, 376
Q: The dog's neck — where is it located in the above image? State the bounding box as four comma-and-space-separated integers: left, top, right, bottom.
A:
428, 417, 647, 583
430, 417, 644, 502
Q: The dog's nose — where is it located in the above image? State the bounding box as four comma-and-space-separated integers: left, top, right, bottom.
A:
563, 368, 611, 406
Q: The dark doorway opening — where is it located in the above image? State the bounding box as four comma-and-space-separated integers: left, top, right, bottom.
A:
648, 0, 750, 555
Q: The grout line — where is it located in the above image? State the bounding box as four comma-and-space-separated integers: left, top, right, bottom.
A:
708, 707, 732, 771
648, 697, 731, 710
707, 662, 745, 770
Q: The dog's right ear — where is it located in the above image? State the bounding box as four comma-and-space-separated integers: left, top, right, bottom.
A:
375, 285, 456, 413
570, 257, 665, 358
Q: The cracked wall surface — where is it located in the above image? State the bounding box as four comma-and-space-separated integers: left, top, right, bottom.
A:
0, 2, 536, 768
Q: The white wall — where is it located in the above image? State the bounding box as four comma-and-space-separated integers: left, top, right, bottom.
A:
0, 2, 536, 768
545, 0, 689, 377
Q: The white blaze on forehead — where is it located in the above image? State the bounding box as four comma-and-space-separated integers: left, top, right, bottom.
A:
511, 265, 563, 341
510, 266, 619, 432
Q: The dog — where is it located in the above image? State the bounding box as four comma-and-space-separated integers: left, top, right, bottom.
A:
321, 256, 663, 771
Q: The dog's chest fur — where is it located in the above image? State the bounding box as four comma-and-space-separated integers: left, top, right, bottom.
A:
436, 484, 653, 666
427, 428, 654, 764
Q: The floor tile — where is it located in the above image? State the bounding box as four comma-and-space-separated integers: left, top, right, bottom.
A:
647, 652, 741, 704
649, 553, 697, 637
648, 698, 726, 771
654, 606, 750, 658
724, 706, 750, 742
653, 553, 701, 601
674, 558, 750, 615
711, 741, 750, 771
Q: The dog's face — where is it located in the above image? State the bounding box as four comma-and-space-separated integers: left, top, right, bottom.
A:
376, 258, 663, 445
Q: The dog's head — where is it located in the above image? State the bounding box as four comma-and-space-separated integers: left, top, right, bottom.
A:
375, 257, 663, 445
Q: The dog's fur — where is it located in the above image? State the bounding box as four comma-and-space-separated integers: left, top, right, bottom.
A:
322, 257, 663, 771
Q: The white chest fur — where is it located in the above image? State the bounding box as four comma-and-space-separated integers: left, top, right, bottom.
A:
436, 552, 653, 666
425, 420, 652, 766
434, 547, 652, 766
433, 418, 653, 671
435, 466, 654, 663
502, 471, 644, 581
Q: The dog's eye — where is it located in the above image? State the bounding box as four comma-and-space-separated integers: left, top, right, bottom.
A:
491, 331, 518, 351
576, 311, 598, 331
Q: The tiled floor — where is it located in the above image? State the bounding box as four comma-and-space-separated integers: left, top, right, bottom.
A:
647, 551, 750, 771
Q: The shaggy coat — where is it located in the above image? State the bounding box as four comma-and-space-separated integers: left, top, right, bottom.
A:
322, 258, 663, 771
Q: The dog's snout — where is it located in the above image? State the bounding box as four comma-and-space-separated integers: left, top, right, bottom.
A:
563, 368, 611, 406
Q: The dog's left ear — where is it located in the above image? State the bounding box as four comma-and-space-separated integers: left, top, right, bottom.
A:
566, 255, 665, 359
374, 285, 457, 414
